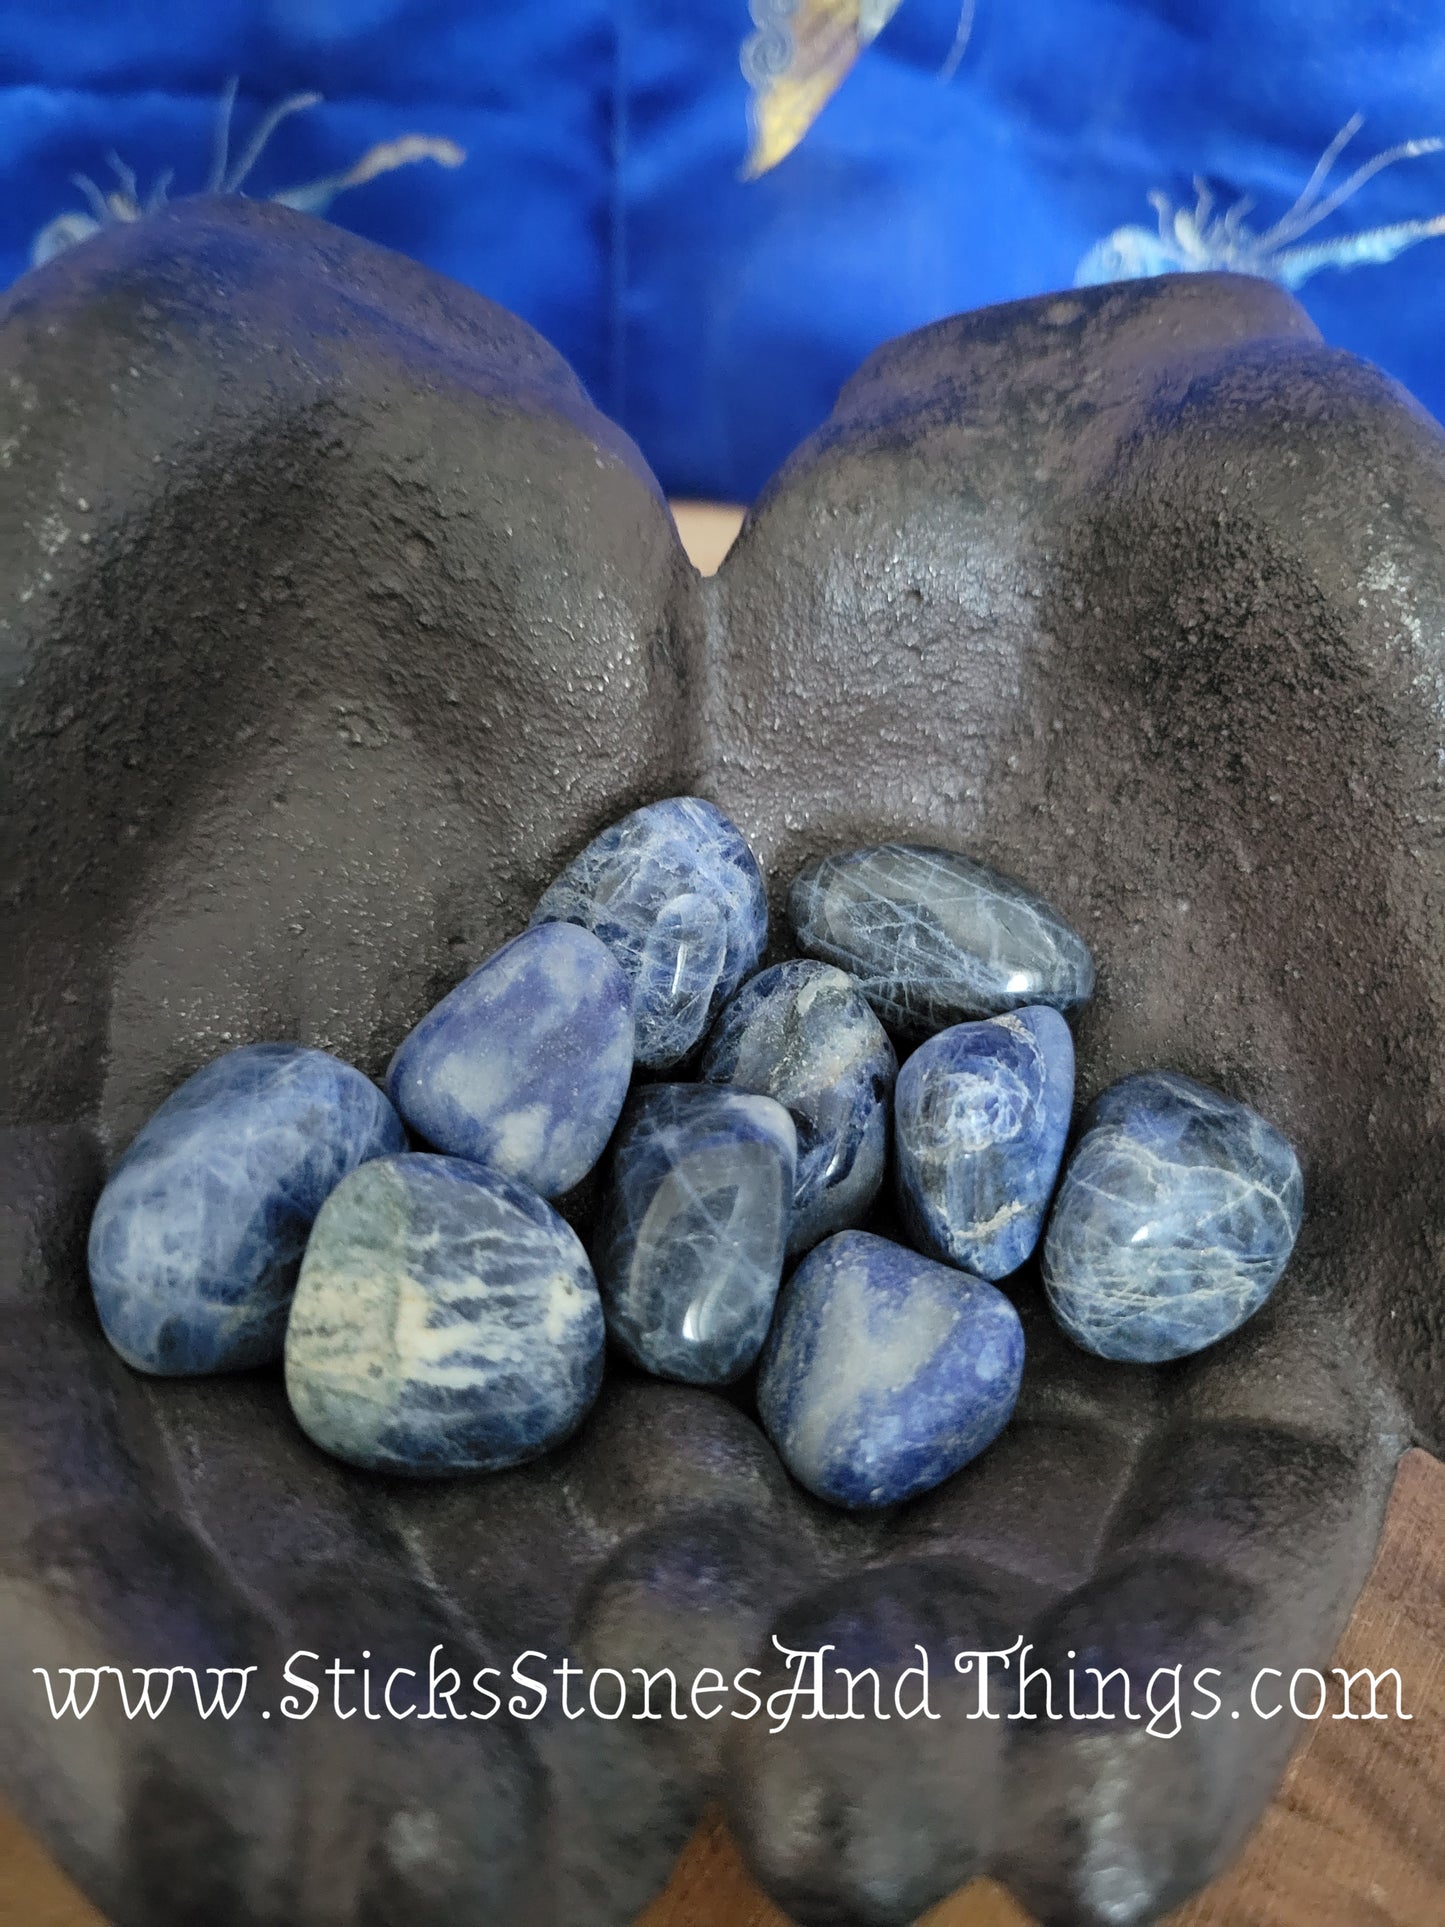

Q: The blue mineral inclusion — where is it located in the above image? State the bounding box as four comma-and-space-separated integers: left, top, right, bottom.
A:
700, 960, 897, 1255
787, 843, 1095, 1036
87, 1042, 406, 1375
284, 1153, 605, 1474
756, 1230, 1025, 1510
593, 1082, 796, 1385
386, 922, 634, 1197
895, 1007, 1074, 1280
1042, 1070, 1304, 1363
531, 796, 768, 1069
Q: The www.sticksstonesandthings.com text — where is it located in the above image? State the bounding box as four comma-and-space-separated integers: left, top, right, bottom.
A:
32, 1637, 1414, 1740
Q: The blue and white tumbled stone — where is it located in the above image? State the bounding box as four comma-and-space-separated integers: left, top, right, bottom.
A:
593, 1083, 796, 1385
88, 1043, 405, 1375
386, 922, 633, 1197
531, 796, 767, 1069
285, 1154, 605, 1474
895, 1007, 1074, 1280
700, 960, 897, 1255
1042, 1071, 1304, 1363
756, 1230, 1025, 1510
788, 843, 1094, 1036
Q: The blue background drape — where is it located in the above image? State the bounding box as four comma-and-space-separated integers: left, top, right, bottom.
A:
3, 2, 1442, 500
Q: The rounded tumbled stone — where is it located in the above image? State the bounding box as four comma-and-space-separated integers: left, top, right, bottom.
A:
1042, 1071, 1304, 1363
592, 1083, 796, 1385
756, 1230, 1025, 1510
385, 922, 633, 1197
530, 796, 767, 1069
87, 1043, 406, 1375
895, 1007, 1074, 1280
787, 843, 1094, 1036
700, 960, 897, 1255
285, 1153, 605, 1474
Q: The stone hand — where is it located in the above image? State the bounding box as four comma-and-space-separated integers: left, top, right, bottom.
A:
3, 204, 1441, 1926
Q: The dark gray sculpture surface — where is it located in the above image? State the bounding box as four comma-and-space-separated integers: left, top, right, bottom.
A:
2, 198, 1442, 1927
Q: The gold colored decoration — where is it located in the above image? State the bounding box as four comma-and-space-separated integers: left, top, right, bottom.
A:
741, 1, 975, 178
741, 1, 906, 179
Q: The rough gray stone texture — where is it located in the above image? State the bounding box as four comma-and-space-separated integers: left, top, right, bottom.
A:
2, 200, 1441, 1926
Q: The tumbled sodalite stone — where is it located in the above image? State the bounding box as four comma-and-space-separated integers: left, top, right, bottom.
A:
700, 960, 897, 1255
87, 1043, 405, 1375
285, 1153, 605, 1474
788, 843, 1094, 1036
386, 922, 633, 1197
756, 1230, 1025, 1510
895, 1007, 1074, 1280
530, 796, 767, 1069
1042, 1071, 1304, 1363
593, 1083, 796, 1385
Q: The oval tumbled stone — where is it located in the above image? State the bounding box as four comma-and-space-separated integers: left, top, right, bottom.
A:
87, 1043, 405, 1375
1042, 1071, 1303, 1362
593, 1083, 796, 1385
285, 1153, 605, 1474
700, 960, 896, 1254
895, 1007, 1074, 1280
787, 844, 1094, 1035
756, 1230, 1025, 1510
530, 796, 767, 1069
386, 922, 633, 1197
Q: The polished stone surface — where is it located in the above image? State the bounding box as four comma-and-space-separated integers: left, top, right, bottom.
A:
700, 959, 896, 1254
285, 1152, 605, 1473
756, 1229, 1025, 1509
1043, 1070, 1304, 1362
592, 1083, 796, 1384
531, 796, 767, 1068
895, 1007, 1074, 1280
788, 843, 1095, 1035
87, 1043, 405, 1375
386, 922, 634, 1197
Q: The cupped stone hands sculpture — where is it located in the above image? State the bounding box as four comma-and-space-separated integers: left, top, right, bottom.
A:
2, 198, 1443, 1927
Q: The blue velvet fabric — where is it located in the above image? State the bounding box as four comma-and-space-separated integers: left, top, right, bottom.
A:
3, 3, 1442, 500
